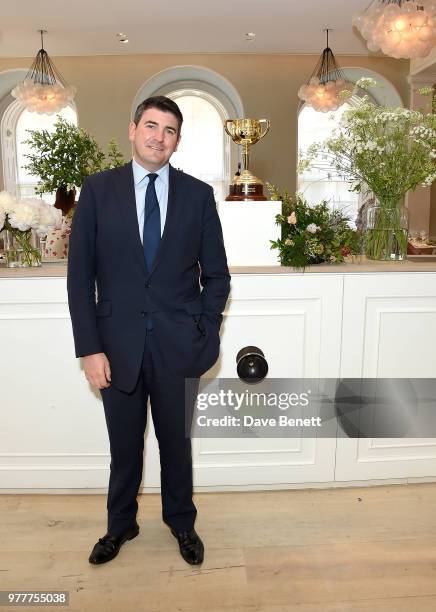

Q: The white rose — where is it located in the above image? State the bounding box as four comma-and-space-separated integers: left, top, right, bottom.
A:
306, 223, 319, 234
7, 198, 40, 231
35, 203, 62, 236
0, 190, 18, 215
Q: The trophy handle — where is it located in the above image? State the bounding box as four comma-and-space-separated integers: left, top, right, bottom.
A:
259, 119, 270, 139
224, 120, 236, 138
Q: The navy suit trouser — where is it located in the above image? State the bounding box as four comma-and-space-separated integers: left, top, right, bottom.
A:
99, 329, 199, 537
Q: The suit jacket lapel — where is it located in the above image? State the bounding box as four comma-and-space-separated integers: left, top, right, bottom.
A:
113, 161, 147, 278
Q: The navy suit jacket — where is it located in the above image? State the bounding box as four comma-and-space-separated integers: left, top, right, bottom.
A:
67, 161, 231, 393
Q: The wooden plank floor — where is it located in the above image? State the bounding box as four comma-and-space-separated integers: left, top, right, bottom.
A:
1, 483, 436, 611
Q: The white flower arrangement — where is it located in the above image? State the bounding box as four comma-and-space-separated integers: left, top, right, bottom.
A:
305, 78, 435, 201
301, 78, 435, 260
0, 191, 62, 266
0, 191, 61, 235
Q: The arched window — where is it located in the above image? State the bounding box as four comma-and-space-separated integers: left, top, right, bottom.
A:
1, 100, 77, 200
297, 68, 403, 227
166, 90, 227, 201
132, 66, 244, 202
15, 105, 77, 199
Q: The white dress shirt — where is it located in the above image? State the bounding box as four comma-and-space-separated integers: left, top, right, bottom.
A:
132, 158, 169, 242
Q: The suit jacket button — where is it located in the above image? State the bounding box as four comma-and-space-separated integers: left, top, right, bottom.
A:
141, 311, 146, 317
145, 282, 150, 288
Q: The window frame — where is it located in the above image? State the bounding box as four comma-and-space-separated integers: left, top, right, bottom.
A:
1, 97, 78, 199
166, 86, 231, 200
296, 67, 403, 222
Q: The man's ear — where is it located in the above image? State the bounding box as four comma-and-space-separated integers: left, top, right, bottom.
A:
175, 133, 181, 152
128, 121, 136, 142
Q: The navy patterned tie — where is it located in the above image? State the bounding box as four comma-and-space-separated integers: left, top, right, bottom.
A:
143, 173, 160, 271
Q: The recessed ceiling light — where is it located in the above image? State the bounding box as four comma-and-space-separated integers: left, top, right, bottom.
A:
116, 32, 129, 43
245, 32, 256, 41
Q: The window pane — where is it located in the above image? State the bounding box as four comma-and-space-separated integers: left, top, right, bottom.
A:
298, 103, 359, 226
16, 106, 77, 200
170, 94, 225, 201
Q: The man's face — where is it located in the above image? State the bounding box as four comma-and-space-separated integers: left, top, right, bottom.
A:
128, 107, 181, 172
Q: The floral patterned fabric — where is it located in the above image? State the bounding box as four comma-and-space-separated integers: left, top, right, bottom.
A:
43, 214, 72, 260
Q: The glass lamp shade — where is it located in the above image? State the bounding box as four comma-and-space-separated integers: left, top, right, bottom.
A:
10, 32, 76, 115
298, 32, 355, 113
353, 0, 436, 59
298, 78, 354, 112
11, 79, 76, 115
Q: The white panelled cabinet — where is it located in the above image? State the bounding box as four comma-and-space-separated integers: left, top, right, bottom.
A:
336, 273, 436, 482
1, 266, 436, 491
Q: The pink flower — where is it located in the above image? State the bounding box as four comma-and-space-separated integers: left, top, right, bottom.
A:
287, 212, 297, 225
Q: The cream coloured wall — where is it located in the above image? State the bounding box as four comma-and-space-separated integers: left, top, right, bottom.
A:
0, 53, 410, 196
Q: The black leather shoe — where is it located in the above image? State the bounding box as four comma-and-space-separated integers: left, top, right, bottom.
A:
89, 522, 139, 565
170, 528, 204, 565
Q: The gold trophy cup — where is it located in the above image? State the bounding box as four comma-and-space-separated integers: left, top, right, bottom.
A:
224, 118, 270, 201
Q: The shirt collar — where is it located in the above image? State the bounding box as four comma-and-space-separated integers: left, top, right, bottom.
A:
132, 158, 169, 187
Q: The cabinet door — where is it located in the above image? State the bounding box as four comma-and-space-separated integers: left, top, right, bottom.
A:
192, 273, 342, 488
0, 278, 117, 488
336, 273, 436, 481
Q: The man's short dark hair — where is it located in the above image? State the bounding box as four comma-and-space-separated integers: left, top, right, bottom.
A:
133, 96, 183, 133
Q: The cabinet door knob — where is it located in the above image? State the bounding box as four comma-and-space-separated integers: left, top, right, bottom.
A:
236, 346, 268, 383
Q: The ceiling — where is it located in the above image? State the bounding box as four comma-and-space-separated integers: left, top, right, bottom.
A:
0, 0, 375, 57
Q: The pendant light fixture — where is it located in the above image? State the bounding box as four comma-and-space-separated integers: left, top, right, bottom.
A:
353, 0, 436, 59
298, 29, 353, 113
11, 30, 76, 115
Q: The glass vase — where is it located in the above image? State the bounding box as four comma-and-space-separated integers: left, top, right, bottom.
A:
365, 200, 408, 261
3, 228, 42, 268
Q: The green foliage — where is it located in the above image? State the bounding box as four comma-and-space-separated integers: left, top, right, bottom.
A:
267, 184, 361, 270
104, 139, 125, 170
418, 86, 436, 115
23, 118, 125, 195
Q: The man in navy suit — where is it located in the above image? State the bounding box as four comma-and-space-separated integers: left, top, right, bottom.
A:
67, 96, 230, 565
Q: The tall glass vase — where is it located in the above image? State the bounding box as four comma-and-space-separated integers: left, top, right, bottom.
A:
365, 199, 408, 261
2, 228, 42, 267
